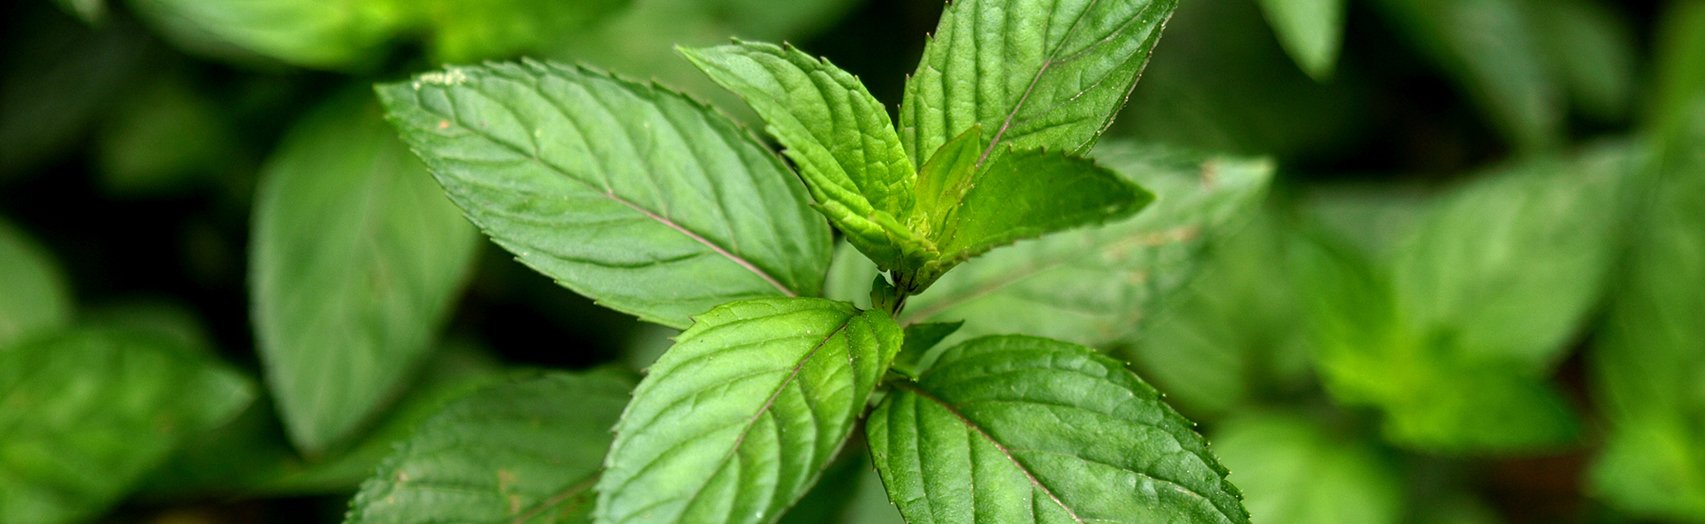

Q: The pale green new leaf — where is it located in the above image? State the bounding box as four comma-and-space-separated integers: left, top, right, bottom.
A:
596, 298, 901, 524
252, 91, 479, 453
128, 0, 405, 69
857, 143, 1271, 347
349, 370, 634, 523
0, 329, 253, 524
1590, 107, 1705, 521
681, 41, 926, 274
900, 0, 1180, 163
867, 335, 1247, 523
377, 62, 831, 328
1212, 412, 1401, 524
0, 218, 71, 348
1255, 0, 1346, 81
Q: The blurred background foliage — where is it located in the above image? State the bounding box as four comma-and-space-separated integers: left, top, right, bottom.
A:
1, 0, 1703, 522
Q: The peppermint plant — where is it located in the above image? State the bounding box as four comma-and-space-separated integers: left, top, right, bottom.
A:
357, 0, 1252, 522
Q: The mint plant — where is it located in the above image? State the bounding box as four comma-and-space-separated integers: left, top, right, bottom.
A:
359, 0, 1251, 521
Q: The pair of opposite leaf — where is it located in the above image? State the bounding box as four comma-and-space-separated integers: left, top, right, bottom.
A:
682, 42, 1152, 295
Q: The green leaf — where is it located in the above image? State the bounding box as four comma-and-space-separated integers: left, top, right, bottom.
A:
0, 328, 253, 524
349, 370, 633, 523
95, 76, 234, 197
128, 0, 405, 69
596, 298, 901, 524
1212, 412, 1401, 524
935, 148, 1152, 264
1649, 0, 1705, 143
867, 335, 1246, 523
1255, 0, 1345, 81
1527, 0, 1636, 121
1590, 109, 1705, 521
1392, 145, 1633, 368
1290, 225, 1582, 453
899, 0, 1180, 162
252, 90, 479, 453
1122, 211, 1311, 419
377, 61, 832, 328
680, 41, 926, 276
860, 143, 1271, 348
53, 0, 104, 24
0, 218, 72, 349
418, 0, 628, 63
1370, 0, 1561, 151
780, 448, 905, 524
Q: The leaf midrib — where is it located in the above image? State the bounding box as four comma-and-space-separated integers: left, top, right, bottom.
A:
896, 381, 1087, 524
408, 83, 799, 298
975, 0, 1104, 168
673, 316, 854, 518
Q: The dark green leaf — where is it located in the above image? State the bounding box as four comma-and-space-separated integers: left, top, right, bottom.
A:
0, 329, 253, 524
349, 370, 634, 523
1255, 0, 1345, 80
252, 91, 479, 453
0, 218, 72, 348
900, 0, 1181, 162
377, 61, 832, 328
596, 298, 901, 524
419, 0, 628, 63
935, 149, 1151, 265
1212, 412, 1401, 524
1528, 0, 1636, 120
867, 335, 1246, 523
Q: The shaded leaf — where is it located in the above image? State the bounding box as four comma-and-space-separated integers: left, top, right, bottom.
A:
377, 61, 831, 328
251, 90, 479, 453
0, 329, 253, 524
867, 335, 1246, 523
596, 298, 900, 524
349, 370, 634, 523
0, 218, 72, 348
128, 0, 405, 69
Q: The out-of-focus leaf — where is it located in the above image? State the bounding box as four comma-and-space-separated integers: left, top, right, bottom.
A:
828, 143, 1270, 348
82, 298, 213, 354
0, 329, 253, 524
348, 370, 633, 523
53, 0, 104, 24
0, 11, 147, 179
96, 76, 234, 197
140, 341, 506, 498
1393, 145, 1633, 368
1527, 0, 1636, 121
1649, 0, 1705, 144
596, 298, 900, 524
1212, 412, 1401, 524
1590, 105, 1705, 521
1115, 0, 1367, 160
252, 90, 478, 453
1255, 0, 1345, 81
1370, 0, 1561, 151
0, 218, 72, 348
127, 0, 405, 69
899, 0, 1179, 162
867, 335, 1248, 523
377, 62, 831, 329
546, 0, 860, 120
417, 0, 628, 63
1122, 210, 1309, 418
